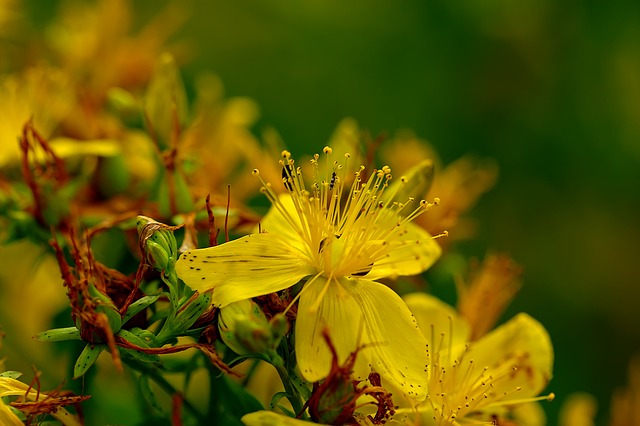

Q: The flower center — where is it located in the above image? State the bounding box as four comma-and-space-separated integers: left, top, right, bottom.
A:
425, 322, 554, 423
252, 147, 435, 279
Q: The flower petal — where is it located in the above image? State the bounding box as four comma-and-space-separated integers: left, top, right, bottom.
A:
0, 377, 29, 396
344, 278, 429, 400
176, 233, 315, 307
259, 194, 308, 253
465, 313, 553, 401
403, 292, 471, 353
463, 402, 546, 426
0, 402, 23, 426
365, 222, 441, 281
295, 277, 370, 383
242, 410, 318, 426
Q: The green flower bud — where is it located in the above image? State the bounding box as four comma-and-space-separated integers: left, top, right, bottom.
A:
144, 53, 189, 150
137, 215, 178, 272
314, 380, 357, 425
218, 299, 288, 357
106, 87, 140, 120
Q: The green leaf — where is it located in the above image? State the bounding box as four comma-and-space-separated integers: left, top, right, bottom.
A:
0, 370, 23, 379
139, 375, 165, 417
73, 343, 105, 379
118, 329, 162, 366
34, 327, 81, 342
209, 375, 264, 425
122, 294, 161, 325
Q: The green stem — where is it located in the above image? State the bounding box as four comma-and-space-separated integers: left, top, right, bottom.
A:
274, 362, 304, 417
161, 268, 181, 311
125, 359, 205, 422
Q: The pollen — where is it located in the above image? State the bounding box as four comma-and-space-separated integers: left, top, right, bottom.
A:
421, 313, 554, 425
252, 146, 435, 279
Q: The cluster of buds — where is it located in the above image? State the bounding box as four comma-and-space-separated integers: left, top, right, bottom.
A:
137, 215, 179, 273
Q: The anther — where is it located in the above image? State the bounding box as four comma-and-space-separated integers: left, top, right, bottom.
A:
323, 146, 332, 154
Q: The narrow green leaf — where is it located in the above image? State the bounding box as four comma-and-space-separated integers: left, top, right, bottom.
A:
209, 375, 264, 425
73, 343, 105, 379
0, 371, 23, 379
139, 375, 165, 417
122, 294, 161, 325
118, 329, 162, 365
34, 327, 81, 342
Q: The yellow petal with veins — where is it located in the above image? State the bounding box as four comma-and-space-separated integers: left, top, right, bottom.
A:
295, 276, 370, 382
176, 233, 315, 308
345, 278, 429, 400
465, 313, 553, 402
258, 194, 308, 254
0, 402, 22, 426
403, 292, 471, 352
242, 410, 319, 426
365, 222, 441, 281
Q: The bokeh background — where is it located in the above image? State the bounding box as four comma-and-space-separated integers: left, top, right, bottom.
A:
5, 0, 640, 424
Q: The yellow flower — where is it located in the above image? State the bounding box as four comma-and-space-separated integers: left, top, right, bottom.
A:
456, 253, 522, 341
0, 376, 82, 426
610, 356, 640, 426
559, 393, 597, 426
0, 66, 72, 168
380, 133, 498, 245
242, 411, 319, 426
0, 336, 82, 426
402, 293, 554, 425
176, 148, 442, 398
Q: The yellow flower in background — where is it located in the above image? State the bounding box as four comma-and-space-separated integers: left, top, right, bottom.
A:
242, 411, 315, 426
402, 293, 554, 425
180, 72, 265, 203
0, 0, 21, 40
380, 133, 498, 245
559, 393, 597, 426
456, 253, 522, 341
0, 376, 83, 426
177, 148, 442, 398
46, 0, 188, 96
0, 66, 72, 168
0, 336, 83, 426
557, 357, 640, 426
610, 356, 640, 426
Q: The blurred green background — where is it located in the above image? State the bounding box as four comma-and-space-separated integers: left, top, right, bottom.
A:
13, 0, 640, 424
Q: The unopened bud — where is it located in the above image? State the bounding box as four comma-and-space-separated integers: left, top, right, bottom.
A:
218, 299, 288, 356
106, 87, 139, 119
137, 215, 178, 272
144, 53, 189, 150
